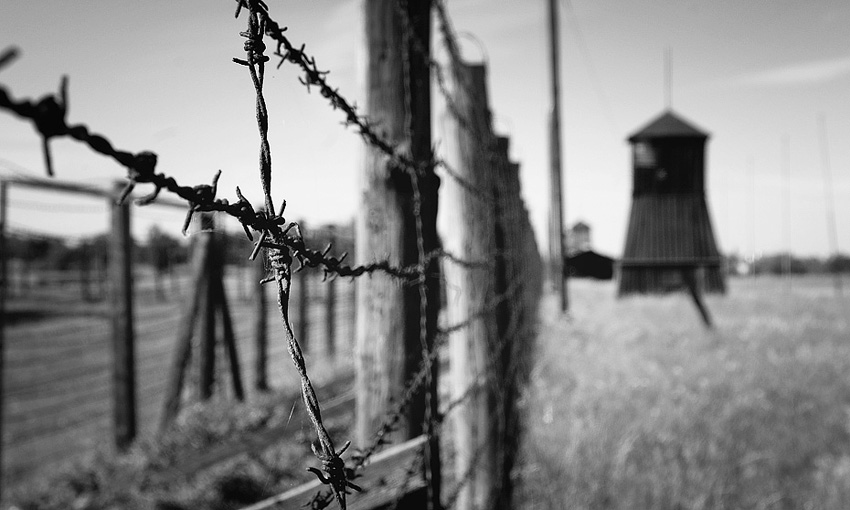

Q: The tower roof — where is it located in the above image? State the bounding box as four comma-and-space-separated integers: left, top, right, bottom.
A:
628, 110, 709, 142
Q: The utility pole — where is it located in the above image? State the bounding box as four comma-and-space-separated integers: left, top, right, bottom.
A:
547, 0, 568, 311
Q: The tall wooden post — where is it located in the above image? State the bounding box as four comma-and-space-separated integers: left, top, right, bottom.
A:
199, 214, 217, 400
160, 223, 213, 431
213, 234, 245, 401
493, 140, 524, 510
253, 252, 269, 391
110, 182, 137, 449
547, 0, 568, 311
441, 62, 498, 510
357, 0, 440, 507
0, 180, 7, 498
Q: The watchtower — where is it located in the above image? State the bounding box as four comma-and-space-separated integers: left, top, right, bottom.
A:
618, 110, 725, 295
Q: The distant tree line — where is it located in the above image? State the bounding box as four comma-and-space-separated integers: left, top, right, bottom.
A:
726, 252, 850, 276
4, 221, 355, 271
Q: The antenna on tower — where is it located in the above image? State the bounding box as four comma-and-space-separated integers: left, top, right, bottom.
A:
664, 46, 672, 110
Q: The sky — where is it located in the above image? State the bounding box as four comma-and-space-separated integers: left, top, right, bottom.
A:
1, 0, 849, 259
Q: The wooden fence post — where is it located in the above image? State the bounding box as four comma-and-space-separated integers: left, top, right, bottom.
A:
199, 213, 217, 400
253, 250, 269, 391
325, 226, 337, 360
214, 232, 245, 401
109, 182, 137, 449
547, 0, 568, 312
357, 0, 440, 507
441, 62, 499, 510
492, 141, 529, 510
160, 227, 212, 430
0, 180, 7, 498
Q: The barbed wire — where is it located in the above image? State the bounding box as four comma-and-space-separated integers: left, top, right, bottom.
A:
0, 0, 543, 507
238, 0, 496, 207
251, 0, 543, 505
0, 65, 448, 291
233, 5, 359, 509
294, 269, 529, 508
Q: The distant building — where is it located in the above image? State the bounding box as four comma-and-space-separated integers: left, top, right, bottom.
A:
618, 110, 725, 295
566, 221, 591, 255
564, 221, 614, 280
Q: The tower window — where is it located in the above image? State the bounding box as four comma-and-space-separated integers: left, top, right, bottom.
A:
635, 142, 656, 168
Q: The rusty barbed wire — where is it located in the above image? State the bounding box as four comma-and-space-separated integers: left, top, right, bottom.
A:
233, 5, 358, 509
235, 0, 496, 208
1, 0, 542, 506
231, 0, 433, 179
254, 1, 538, 506
0, 63, 450, 291
341, 271, 526, 475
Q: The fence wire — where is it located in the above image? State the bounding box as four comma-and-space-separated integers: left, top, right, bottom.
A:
0, 0, 542, 509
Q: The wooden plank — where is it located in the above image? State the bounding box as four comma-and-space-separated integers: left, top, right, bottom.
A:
240, 434, 427, 510
3, 175, 184, 208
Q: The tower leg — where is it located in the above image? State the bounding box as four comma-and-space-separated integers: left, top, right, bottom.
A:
682, 268, 713, 328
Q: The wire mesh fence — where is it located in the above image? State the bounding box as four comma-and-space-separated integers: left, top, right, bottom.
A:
0, 1, 543, 509
0, 178, 357, 488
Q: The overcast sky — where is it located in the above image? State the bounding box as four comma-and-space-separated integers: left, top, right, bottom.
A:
1, 0, 849, 259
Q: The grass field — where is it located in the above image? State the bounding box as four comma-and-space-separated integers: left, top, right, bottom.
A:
520, 275, 850, 510
8, 273, 850, 509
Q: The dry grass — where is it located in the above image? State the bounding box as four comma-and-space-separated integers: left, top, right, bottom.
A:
519, 275, 850, 510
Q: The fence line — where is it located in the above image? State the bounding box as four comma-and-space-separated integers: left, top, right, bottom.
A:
0, 0, 543, 508
0, 176, 356, 487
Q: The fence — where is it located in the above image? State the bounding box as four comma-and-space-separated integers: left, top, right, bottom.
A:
0, 175, 356, 487
0, 1, 543, 509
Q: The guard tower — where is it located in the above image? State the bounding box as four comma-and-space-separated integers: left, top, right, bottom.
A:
618, 110, 725, 296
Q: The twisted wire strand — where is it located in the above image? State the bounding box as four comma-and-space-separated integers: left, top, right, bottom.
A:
0, 67, 439, 286
235, 0, 495, 205
235, 6, 355, 509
